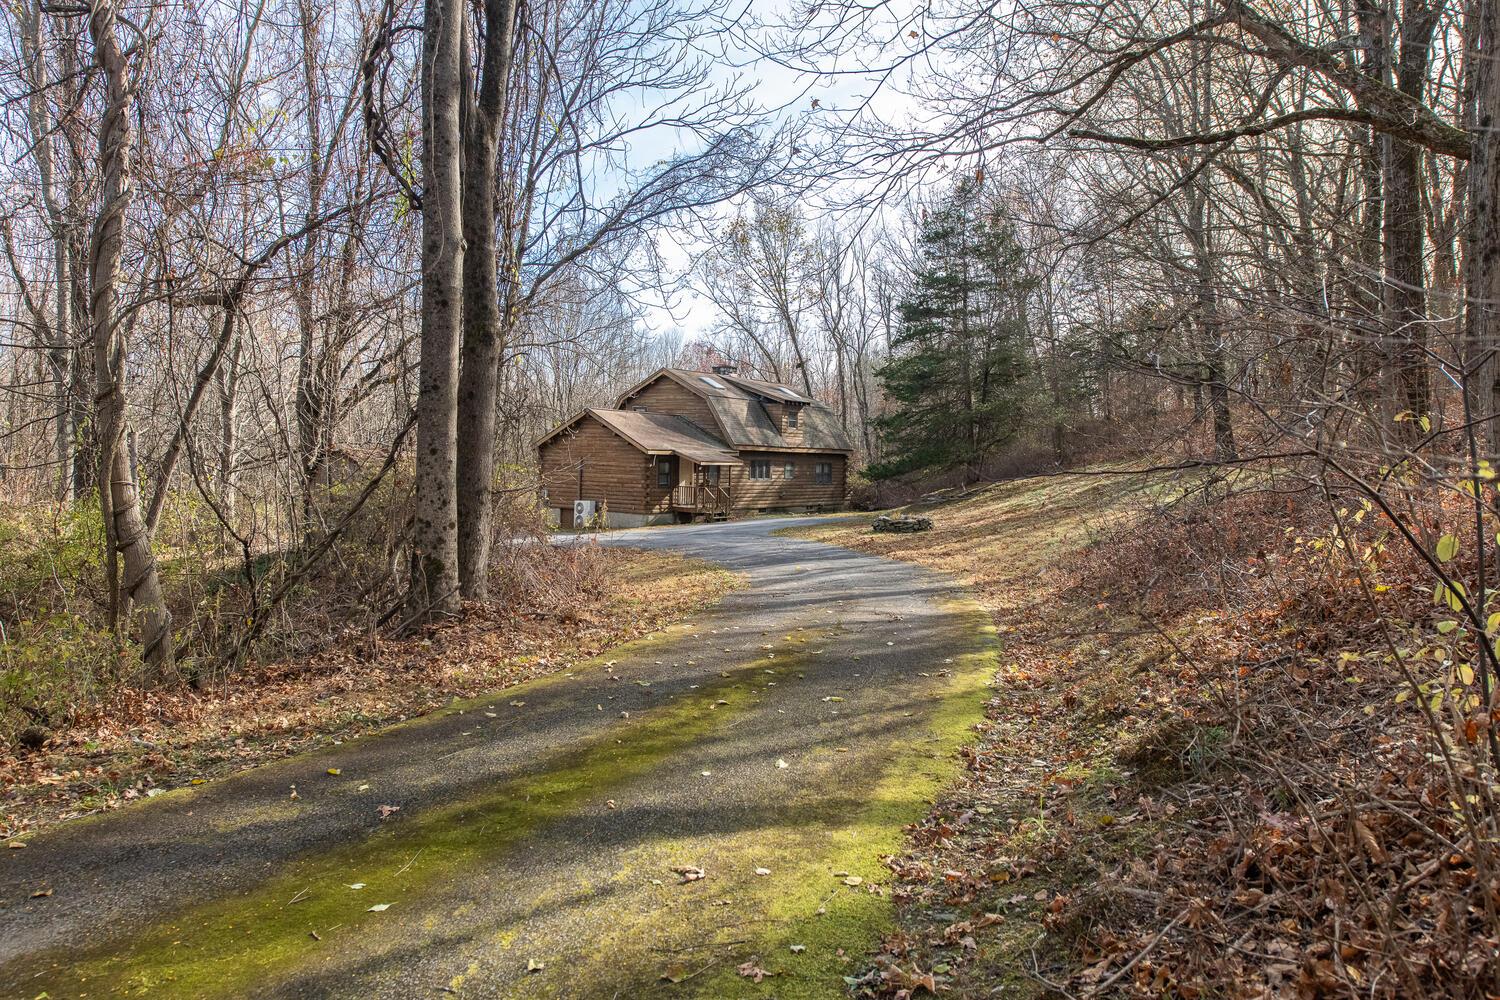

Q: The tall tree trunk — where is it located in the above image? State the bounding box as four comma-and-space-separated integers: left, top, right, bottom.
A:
88, 0, 173, 673
1385, 0, 1440, 428
1188, 189, 1237, 462
217, 322, 243, 531
1352, 0, 1388, 383
456, 0, 521, 601
1184, 34, 1235, 462
293, 0, 330, 518
1471, 0, 1500, 459
18, 1, 77, 502
408, 0, 467, 623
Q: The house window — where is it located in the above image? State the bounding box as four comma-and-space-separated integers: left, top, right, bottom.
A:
706, 465, 721, 485
750, 459, 771, 480
786, 408, 799, 429
814, 462, 833, 484
784, 461, 795, 480
633, 405, 648, 412
657, 458, 672, 488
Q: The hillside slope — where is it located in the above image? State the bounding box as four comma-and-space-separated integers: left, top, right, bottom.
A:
785, 469, 1493, 998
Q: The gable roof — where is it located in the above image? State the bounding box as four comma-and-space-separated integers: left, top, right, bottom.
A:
537, 407, 741, 465
616, 368, 855, 454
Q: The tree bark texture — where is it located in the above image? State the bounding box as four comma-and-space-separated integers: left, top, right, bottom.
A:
408, 0, 467, 623
456, 0, 522, 601
87, 0, 174, 673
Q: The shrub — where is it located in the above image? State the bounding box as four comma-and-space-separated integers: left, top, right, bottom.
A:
0, 612, 129, 741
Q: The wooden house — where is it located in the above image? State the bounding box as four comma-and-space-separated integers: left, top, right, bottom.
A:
537, 366, 855, 527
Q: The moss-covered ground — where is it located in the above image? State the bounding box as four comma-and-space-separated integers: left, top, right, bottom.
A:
14, 553, 1003, 999
3, 549, 739, 842
775, 472, 1176, 996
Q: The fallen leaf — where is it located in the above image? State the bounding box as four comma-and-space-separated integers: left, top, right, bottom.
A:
671, 865, 706, 883
509, 700, 525, 707
775, 759, 788, 769
526, 958, 544, 973
737, 960, 770, 983
660, 963, 690, 983
367, 903, 392, 912
754, 867, 771, 876
30, 888, 53, 898
346, 883, 366, 890
6, 842, 25, 849
843, 875, 863, 886
326, 768, 341, 777
790, 944, 806, 953
377, 804, 401, 820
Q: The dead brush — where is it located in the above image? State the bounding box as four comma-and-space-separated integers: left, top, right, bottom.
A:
1058, 475, 1500, 998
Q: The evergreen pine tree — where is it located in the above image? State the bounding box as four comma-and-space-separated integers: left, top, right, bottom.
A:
870, 181, 1035, 480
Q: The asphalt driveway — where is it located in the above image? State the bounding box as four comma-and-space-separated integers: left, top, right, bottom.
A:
0, 516, 997, 999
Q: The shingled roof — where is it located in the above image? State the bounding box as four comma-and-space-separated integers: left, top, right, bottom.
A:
719, 372, 816, 405
634, 369, 855, 454
537, 407, 742, 464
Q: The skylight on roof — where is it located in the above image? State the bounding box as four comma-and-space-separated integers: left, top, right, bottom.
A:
698, 375, 726, 388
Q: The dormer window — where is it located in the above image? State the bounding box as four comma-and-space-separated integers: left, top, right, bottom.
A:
786, 408, 799, 429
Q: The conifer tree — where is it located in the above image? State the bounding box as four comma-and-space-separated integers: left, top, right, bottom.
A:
871, 181, 1034, 480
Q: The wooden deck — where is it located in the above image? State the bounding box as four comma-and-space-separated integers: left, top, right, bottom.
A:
670, 483, 733, 515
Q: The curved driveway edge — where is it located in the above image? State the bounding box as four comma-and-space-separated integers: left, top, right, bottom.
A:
1, 516, 999, 999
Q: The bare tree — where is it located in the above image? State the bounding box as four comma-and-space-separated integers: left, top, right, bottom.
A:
87, 0, 173, 671
408, 0, 467, 623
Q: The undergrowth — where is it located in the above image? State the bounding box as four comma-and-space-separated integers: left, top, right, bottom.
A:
787, 461, 1500, 999
1, 473, 741, 838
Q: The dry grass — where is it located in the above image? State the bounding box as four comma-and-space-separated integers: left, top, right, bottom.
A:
781, 472, 1163, 998
0, 546, 740, 839
786, 465, 1500, 999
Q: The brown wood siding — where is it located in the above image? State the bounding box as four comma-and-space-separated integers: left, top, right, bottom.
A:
726, 452, 847, 511
621, 376, 720, 435
772, 403, 807, 447
537, 415, 650, 514
643, 455, 688, 514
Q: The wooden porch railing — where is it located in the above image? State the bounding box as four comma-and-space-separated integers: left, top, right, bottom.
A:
671, 484, 732, 512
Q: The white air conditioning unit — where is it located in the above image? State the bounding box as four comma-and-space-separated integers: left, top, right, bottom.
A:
574, 499, 598, 527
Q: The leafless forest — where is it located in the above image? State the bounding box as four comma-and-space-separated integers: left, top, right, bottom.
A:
2, 0, 1499, 994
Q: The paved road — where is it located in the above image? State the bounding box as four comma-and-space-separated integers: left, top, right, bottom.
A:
0, 517, 995, 999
